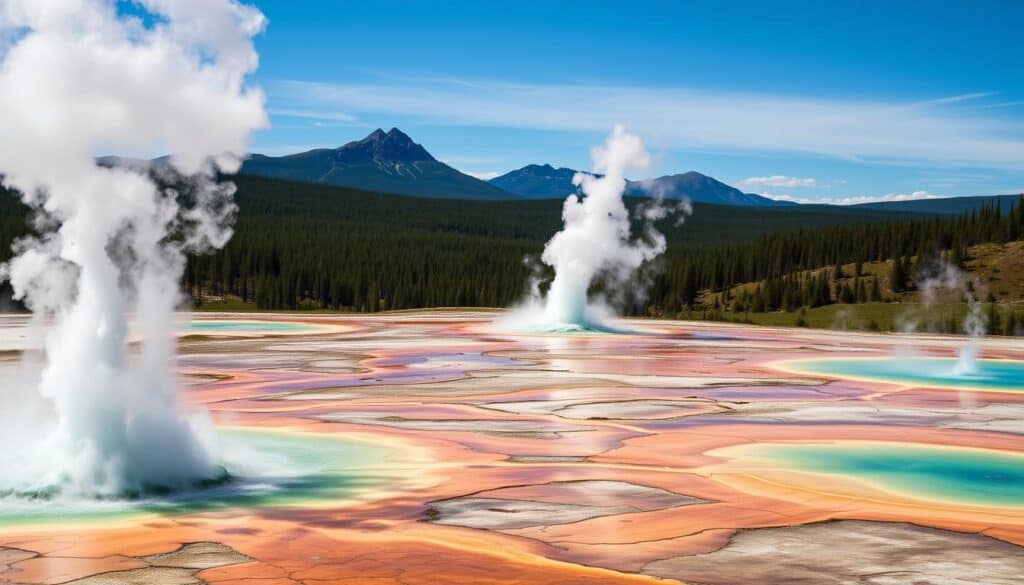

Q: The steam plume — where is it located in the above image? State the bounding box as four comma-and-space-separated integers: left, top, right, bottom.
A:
504, 126, 681, 331
0, 0, 266, 497
917, 264, 986, 376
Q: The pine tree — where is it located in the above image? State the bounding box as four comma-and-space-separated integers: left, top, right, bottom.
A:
839, 282, 855, 304
889, 257, 906, 293
1004, 310, 1018, 336
949, 240, 964, 268
988, 303, 1002, 335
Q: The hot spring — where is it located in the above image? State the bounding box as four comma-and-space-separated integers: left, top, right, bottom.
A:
0, 428, 407, 526
186, 320, 330, 335
777, 357, 1024, 393
716, 441, 1024, 508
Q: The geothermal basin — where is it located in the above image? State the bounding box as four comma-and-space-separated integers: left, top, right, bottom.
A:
0, 312, 1023, 584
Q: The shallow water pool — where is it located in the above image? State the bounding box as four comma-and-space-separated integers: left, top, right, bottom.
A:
778, 357, 1024, 392
0, 428, 401, 526
186, 320, 327, 334
727, 441, 1024, 508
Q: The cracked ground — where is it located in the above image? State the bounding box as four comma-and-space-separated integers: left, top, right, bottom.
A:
0, 312, 1022, 584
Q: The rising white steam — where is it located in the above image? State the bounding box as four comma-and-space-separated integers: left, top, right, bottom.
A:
917, 264, 987, 376
0, 0, 267, 497
502, 126, 680, 332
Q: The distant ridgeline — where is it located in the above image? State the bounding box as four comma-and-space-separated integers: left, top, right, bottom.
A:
2, 177, 1024, 332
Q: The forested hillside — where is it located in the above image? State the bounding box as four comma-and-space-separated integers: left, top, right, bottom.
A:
650, 199, 1024, 311
178, 176, 924, 311
3, 175, 1023, 331
654, 200, 1024, 334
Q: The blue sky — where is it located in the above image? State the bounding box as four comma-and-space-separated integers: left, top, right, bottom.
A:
247, 0, 1024, 203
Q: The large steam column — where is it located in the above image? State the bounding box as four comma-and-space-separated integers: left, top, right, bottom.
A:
0, 0, 267, 497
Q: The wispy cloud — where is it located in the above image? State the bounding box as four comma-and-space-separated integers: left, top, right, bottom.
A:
464, 170, 501, 180
250, 143, 324, 156
738, 175, 817, 188
439, 156, 504, 180
268, 108, 358, 124
270, 77, 1024, 169
762, 190, 944, 205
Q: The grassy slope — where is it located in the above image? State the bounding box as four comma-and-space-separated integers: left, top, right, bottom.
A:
710, 240, 1024, 332
718, 303, 969, 331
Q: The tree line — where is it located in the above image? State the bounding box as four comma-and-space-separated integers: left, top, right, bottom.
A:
3, 175, 1023, 323
645, 198, 1024, 315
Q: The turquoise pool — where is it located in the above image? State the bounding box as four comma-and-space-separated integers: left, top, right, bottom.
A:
780, 357, 1024, 392
186, 320, 324, 334
0, 428, 400, 526
735, 441, 1024, 508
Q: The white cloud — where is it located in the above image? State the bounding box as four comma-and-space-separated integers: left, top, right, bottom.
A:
739, 175, 817, 188
440, 156, 503, 180
761, 190, 944, 205
464, 170, 500, 180
271, 77, 1024, 169
829, 191, 945, 205
758, 193, 804, 203
251, 144, 323, 156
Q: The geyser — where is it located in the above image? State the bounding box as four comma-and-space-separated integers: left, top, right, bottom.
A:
504, 126, 681, 332
0, 0, 266, 497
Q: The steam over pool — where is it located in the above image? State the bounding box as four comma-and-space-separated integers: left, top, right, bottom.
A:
0, 0, 266, 498
0, 428, 400, 526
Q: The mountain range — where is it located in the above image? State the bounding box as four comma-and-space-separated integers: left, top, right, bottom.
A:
625, 172, 792, 207
103, 128, 1016, 213
241, 129, 790, 206
488, 163, 789, 206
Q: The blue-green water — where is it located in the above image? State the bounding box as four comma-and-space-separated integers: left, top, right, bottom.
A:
186, 320, 323, 334
784, 357, 1024, 392
740, 442, 1024, 507
0, 428, 398, 526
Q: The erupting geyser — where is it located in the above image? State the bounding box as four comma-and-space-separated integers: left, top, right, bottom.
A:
504, 126, 680, 332
0, 0, 266, 497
